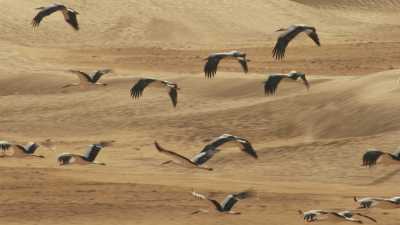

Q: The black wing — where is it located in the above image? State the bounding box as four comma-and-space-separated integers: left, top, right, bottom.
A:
238, 58, 249, 73
32, 4, 66, 28
305, 28, 321, 46
204, 55, 223, 78
264, 75, 285, 95
69, 70, 93, 83
130, 78, 157, 98
63, 9, 79, 30
83, 144, 103, 162
272, 26, 300, 60
91, 69, 112, 83
221, 195, 239, 211
362, 150, 385, 167
200, 134, 236, 154
300, 74, 310, 89
0, 141, 11, 151
236, 138, 258, 159
168, 88, 178, 107
15, 143, 39, 154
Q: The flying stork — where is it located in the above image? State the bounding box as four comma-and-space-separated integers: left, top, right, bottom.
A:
191, 190, 254, 214
273, 24, 320, 60
32, 3, 79, 30
203, 51, 249, 78
130, 78, 179, 107
155, 134, 257, 170
298, 209, 377, 223
58, 144, 106, 166
7, 142, 44, 158
264, 71, 309, 95
362, 149, 400, 167
354, 196, 400, 209
62, 69, 112, 88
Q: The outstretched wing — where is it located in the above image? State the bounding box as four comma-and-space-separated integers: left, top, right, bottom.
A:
237, 58, 249, 73
32, 4, 66, 28
234, 138, 258, 159
305, 28, 321, 46
204, 55, 223, 78
154, 141, 199, 168
192, 191, 223, 211
362, 150, 385, 167
272, 26, 300, 60
300, 74, 310, 89
62, 9, 79, 30
69, 70, 93, 83
264, 75, 285, 95
15, 142, 39, 154
91, 69, 112, 83
83, 144, 103, 162
168, 87, 178, 107
130, 78, 157, 98
354, 213, 377, 223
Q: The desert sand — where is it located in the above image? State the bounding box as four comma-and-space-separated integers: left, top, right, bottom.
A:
0, 0, 399, 224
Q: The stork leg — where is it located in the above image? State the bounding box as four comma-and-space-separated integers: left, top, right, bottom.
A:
160, 160, 173, 165
191, 209, 209, 214
226, 211, 241, 215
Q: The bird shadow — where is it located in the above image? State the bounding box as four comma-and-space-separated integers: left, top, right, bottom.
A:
366, 168, 400, 185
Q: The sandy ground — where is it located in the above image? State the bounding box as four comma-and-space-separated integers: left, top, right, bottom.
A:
0, 0, 400, 224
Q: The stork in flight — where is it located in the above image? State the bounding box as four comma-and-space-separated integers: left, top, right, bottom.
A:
354, 196, 400, 209
32, 3, 79, 30
204, 51, 249, 78
1, 142, 44, 158
264, 71, 309, 95
273, 24, 320, 60
362, 149, 400, 167
131, 78, 179, 107
58, 144, 106, 166
155, 134, 258, 170
0, 140, 12, 156
62, 69, 112, 88
191, 190, 254, 214
298, 209, 377, 223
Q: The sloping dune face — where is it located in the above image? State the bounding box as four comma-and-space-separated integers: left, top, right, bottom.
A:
0, 1, 400, 225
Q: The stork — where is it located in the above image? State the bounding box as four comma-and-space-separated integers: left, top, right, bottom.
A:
191, 190, 254, 214
354, 196, 400, 209
9, 142, 44, 158
32, 3, 79, 30
203, 51, 249, 78
264, 71, 309, 95
130, 78, 179, 107
362, 149, 400, 167
273, 24, 320, 60
62, 69, 112, 88
298, 209, 377, 223
155, 134, 257, 170
58, 144, 106, 166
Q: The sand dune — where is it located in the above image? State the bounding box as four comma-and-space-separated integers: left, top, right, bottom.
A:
0, 1, 400, 225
